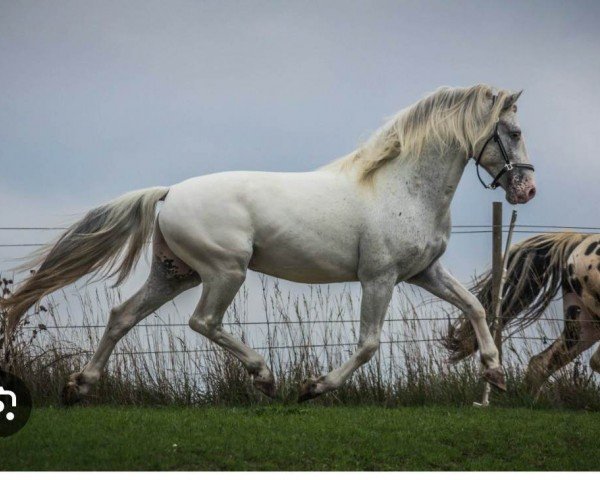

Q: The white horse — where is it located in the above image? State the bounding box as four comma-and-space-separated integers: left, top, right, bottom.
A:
2, 85, 537, 404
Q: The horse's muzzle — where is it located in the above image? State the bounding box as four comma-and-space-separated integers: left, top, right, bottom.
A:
507, 182, 537, 204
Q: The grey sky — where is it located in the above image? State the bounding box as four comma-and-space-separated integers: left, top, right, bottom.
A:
1, 1, 599, 315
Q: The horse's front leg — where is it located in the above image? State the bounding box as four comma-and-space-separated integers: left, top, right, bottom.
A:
299, 274, 395, 402
409, 260, 505, 390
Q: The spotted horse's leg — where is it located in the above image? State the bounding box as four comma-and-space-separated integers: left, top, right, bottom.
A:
525, 292, 600, 399
62, 225, 200, 405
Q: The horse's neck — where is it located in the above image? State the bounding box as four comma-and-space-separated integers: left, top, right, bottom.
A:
380, 145, 468, 215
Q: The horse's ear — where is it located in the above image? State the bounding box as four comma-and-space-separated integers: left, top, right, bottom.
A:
503, 90, 523, 110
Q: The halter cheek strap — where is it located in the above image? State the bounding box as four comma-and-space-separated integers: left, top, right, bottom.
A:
473, 120, 535, 190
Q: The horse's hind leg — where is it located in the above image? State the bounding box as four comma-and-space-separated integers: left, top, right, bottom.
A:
525, 292, 599, 398
62, 226, 200, 405
188, 270, 275, 398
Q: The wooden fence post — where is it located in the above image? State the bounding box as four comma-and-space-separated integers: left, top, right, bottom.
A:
474, 203, 518, 407
491, 202, 504, 363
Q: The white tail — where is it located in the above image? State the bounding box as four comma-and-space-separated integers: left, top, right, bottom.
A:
0, 186, 169, 335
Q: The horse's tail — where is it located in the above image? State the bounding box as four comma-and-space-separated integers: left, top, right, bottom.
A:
0, 186, 169, 336
442, 232, 588, 361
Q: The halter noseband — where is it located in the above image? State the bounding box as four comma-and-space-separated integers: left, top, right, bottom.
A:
472, 97, 535, 190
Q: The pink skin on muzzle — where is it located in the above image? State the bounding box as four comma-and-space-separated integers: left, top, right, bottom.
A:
506, 171, 536, 204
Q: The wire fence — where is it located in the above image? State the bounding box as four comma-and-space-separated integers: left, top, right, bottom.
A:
0, 224, 599, 248
18, 313, 574, 353
2, 223, 599, 360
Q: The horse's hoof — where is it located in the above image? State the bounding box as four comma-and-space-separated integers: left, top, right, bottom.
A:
298, 378, 320, 403
253, 376, 276, 399
483, 367, 507, 392
61, 381, 82, 406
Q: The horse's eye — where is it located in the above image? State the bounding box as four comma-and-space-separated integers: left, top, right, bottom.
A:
510, 131, 521, 140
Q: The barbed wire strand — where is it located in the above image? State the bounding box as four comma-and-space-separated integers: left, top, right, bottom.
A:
18, 315, 596, 331
100, 335, 554, 357
2, 223, 594, 356
2, 224, 600, 231
2, 228, 600, 248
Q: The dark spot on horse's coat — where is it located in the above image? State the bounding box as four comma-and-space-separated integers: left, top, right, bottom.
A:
570, 278, 583, 296
583, 275, 589, 284
568, 264, 574, 276
155, 255, 198, 282
596, 247, 600, 255
564, 319, 581, 349
585, 241, 599, 256
566, 305, 581, 321
589, 264, 593, 270
595, 292, 600, 304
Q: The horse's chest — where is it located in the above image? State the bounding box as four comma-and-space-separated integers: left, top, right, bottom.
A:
395, 235, 447, 271
361, 226, 448, 277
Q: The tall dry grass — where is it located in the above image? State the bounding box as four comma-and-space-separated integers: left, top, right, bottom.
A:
1, 274, 600, 410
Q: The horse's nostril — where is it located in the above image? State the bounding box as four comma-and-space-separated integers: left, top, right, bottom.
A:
528, 187, 536, 200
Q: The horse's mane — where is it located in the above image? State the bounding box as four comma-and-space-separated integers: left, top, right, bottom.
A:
322, 84, 513, 183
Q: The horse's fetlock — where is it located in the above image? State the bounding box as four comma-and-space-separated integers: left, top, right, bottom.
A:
80, 371, 100, 386
247, 359, 267, 375
480, 349, 498, 367
357, 339, 380, 364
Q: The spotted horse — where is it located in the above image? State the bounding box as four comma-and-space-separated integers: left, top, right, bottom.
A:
444, 232, 600, 397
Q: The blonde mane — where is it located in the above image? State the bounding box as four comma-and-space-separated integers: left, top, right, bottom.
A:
322, 84, 513, 183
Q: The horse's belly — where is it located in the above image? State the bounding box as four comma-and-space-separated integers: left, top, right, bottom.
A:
249, 243, 359, 283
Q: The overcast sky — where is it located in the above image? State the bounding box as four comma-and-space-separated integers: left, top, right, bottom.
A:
1, 1, 599, 320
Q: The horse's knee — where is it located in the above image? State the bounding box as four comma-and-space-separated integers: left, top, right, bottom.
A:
464, 302, 488, 335
465, 303, 486, 324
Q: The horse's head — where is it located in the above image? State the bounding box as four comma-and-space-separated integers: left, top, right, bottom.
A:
474, 90, 536, 205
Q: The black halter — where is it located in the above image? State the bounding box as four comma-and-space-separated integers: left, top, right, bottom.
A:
473, 106, 535, 190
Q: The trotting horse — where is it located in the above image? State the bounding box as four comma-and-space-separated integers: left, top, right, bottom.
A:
444, 233, 600, 397
1, 85, 536, 404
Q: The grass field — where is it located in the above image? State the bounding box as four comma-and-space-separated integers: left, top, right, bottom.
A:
1, 405, 600, 470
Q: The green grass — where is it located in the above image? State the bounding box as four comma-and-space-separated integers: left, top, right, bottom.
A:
1, 405, 600, 470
